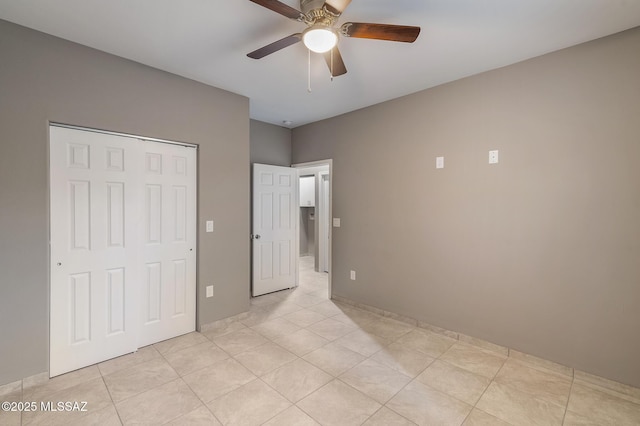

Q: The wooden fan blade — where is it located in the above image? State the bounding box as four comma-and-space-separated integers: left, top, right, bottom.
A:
247, 33, 302, 59
324, 0, 352, 16
249, 0, 303, 20
341, 22, 421, 43
323, 46, 347, 77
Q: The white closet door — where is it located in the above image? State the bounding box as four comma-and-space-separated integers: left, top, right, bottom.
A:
138, 141, 197, 347
50, 126, 197, 376
50, 127, 139, 377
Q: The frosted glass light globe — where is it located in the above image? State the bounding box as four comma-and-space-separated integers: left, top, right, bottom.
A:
303, 27, 338, 53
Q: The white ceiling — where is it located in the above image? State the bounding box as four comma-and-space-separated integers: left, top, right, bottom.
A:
1, 0, 640, 128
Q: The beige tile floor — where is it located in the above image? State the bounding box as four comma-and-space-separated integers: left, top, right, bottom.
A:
2, 256, 640, 425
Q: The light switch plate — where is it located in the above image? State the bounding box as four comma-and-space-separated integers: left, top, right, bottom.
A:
436, 156, 444, 169
489, 150, 499, 164
350, 270, 356, 280
206, 285, 214, 298
333, 218, 341, 227
206, 220, 214, 232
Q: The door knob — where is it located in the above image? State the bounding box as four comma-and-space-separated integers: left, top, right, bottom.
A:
254, 234, 261, 240
57, 262, 62, 266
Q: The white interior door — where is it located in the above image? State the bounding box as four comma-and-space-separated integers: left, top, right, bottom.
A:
138, 141, 197, 347
252, 164, 298, 296
50, 125, 197, 376
50, 127, 140, 377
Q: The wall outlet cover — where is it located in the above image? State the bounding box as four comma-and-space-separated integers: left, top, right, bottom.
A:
436, 156, 444, 169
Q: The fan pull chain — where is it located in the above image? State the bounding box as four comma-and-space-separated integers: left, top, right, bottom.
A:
307, 49, 312, 93
330, 48, 334, 82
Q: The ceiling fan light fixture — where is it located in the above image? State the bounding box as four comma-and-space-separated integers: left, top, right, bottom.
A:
303, 26, 337, 53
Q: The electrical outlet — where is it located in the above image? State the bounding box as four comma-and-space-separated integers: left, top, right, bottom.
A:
206, 220, 214, 232
489, 150, 499, 164
206, 285, 214, 298
350, 270, 356, 280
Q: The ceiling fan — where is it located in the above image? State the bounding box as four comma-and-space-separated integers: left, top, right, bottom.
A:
247, 0, 421, 77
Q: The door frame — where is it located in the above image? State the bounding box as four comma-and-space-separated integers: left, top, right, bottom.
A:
292, 159, 333, 300
318, 171, 330, 273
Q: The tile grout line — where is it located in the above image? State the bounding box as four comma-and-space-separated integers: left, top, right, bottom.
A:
170, 375, 223, 425
561, 377, 576, 425
415, 338, 497, 418
103, 341, 195, 423
254, 376, 296, 424
469, 355, 510, 423
174, 335, 243, 423
99, 374, 124, 426
362, 405, 386, 425
354, 338, 425, 425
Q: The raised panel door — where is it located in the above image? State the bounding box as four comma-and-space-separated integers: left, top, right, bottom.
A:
49, 126, 139, 377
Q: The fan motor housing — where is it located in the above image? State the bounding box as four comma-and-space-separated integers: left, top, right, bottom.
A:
300, 0, 325, 14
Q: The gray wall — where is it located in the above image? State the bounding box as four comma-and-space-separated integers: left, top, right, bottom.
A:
292, 27, 640, 387
0, 20, 250, 385
250, 119, 292, 166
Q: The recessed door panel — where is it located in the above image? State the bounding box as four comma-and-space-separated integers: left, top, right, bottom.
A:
173, 185, 187, 242
279, 193, 291, 229
279, 240, 291, 276
106, 183, 124, 248
106, 268, 125, 335
174, 156, 187, 175
260, 193, 274, 230
260, 172, 273, 186
106, 147, 124, 171
260, 242, 274, 280
145, 262, 161, 324
146, 184, 162, 244
69, 272, 91, 344
173, 259, 187, 317
69, 181, 91, 251
146, 152, 162, 174
68, 143, 90, 169
279, 174, 291, 187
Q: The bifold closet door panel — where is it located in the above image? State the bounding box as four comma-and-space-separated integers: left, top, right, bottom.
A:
138, 141, 197, 347
49, 126, 140, 377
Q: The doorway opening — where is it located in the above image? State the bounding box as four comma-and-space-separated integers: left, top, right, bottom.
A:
294, 160, 332, 301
